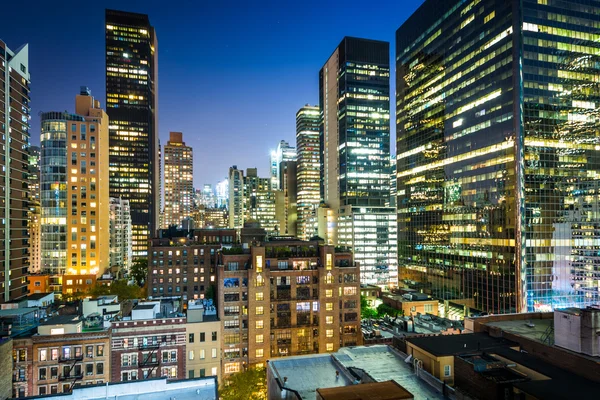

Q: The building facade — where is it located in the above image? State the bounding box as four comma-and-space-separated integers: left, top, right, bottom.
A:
217, 239, 362, 376
319, 37, 397, 288
396, 0, 600, 313
185, 300, 221, 382
296, 105, 321, 240
270, 140, 296, 190
163, 132, 194, 228
110, 313, 186, 382
28, 146, 42, 274
0, 40, 30, 302
109, 197, 133, 273
228, 166, 244, 231
40, 89, 110, 294
105, 9, 159, 258
279, 160, 297, 237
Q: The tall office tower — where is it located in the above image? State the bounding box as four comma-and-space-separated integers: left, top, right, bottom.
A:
389, 155, 396, 208
28, 147, 41, 274
228, 166, 244, 230
319, 37, 397, 288
244, 168, 283, 236
0, 40, 30, 301
40, 88, 110, 294
296, 105, 321, 240
216, 179, 229, 208
163, 132, 194, 228
396, 0, 600, 314
195, 184, 217, 209
109, 197, 133, 273
105, 9, 159, 258
279, 160, 297, 236
270, 140, 296, 190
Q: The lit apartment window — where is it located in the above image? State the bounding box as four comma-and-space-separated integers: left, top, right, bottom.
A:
326, 316, 333, 324
326, 343, 334, 351
325, 289, 333, 298
326, 329, 334, 338
326, 303, 333, 311
255, 349, 264, 358
256, 306, 264, 315
255, 320, 264, 329
256, 334, 264, 343
255, 292, 264, 301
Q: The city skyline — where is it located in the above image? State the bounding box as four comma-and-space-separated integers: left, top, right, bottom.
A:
0, 0, 424, 188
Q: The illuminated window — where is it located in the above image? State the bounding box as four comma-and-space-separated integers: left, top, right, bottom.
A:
255, 349, 264, 358
256, 306, 264, 315
255, 292, 264, 301
326, 329, 334, 338
256, 255, 263, 273
255, 320, 264, 329
326, 303, 333, 311
325, 289, 333, 298
326, 343, 334, 351
326, 316, 334, 324
255, 334, 264, 343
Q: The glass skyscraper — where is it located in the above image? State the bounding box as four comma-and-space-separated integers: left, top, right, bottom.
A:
105, 9, 159, 257
396, 0, 600, 313
320, 37, 397, 287
296, 105, 321, 240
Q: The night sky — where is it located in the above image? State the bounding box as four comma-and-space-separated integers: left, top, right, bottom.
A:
2, 0, 424, 188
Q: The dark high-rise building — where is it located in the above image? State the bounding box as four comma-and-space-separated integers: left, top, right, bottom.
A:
296, 105, 321, 241
396, 0, 600, 314
105, 9, 159, 258
319, 37, 397, 288
0, 40, 30, 302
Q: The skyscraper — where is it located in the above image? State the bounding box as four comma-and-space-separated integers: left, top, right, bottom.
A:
396, 0, 600, 313
228, 166, 244, 230
28, 146, 42, 274
270, 140, 296, 190
163, 132, 194, 228
40, 88, 110, 293
319, 37, 397, 288
0, 40, 30, 301
109, 197, 133, 274
296, 105, 321, 240
105, 9, 159, 258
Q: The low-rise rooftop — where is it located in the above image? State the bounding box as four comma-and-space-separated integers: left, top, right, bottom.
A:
406, 332, 515, 357
317, 380, 413, 400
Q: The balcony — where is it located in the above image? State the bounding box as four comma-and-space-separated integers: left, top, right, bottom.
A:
59, 355, 83, 363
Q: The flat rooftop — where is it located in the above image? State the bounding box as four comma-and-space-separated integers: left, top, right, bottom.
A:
134, 304, 156, 310
317, 380, 413, 400
333, 346, 444, 400
40, 314, 80, 326
406, 333, 515, 357
483, 318, 553, 344
0, 307, 39, 317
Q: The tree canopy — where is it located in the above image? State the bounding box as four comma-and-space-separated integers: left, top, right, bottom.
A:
219, 367, 267, 400
130, 258, 148, 287
87, 279, 143, 300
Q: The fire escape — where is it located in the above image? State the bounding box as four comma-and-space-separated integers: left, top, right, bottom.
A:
138, 340, 161, 378
58, 354, 84, 391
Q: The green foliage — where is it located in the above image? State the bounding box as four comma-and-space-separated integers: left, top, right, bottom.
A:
376, 303, 402, 319
87, 279, 143, 301
130, 258, 148, 287
205, 284, 216, 300
222, 247, 245, 255
219, 367, 267, 400
360, 295, 377, 319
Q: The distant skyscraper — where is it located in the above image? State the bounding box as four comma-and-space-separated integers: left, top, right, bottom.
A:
396, 0, 600, 313
0, 40, 30, 301
228, 166, 244, 230
279, 160, 297, 236
319, 37, 397, 287
40, 88, 110, 293
163, 132, 194, 228
270, 140, 296, 190
105, 9, 159, 258
28, 146, 41, 274
296, 105, 321, 240
109, 197, 133, 273
216, 179, 229, 209
389, 155, 396, 208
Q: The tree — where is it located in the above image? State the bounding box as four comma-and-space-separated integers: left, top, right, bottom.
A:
205, 284, 216, 301
130, 258, 148, 287
219, 367, 267, 400
87, 279, 143, 301
361, 295, 377, 319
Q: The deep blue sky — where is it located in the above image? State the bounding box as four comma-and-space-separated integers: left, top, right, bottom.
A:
2, 0, 424, 188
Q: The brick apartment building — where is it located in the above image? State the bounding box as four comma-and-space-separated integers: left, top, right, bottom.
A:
12, 315, 110, 398
217, 238, 362, 375
110, 302, 187, 382
147, 228, 235, 300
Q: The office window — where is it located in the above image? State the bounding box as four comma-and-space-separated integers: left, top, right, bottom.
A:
444, 365, 451, 377
255, 349, 264, 358
256, 334, 264, 343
